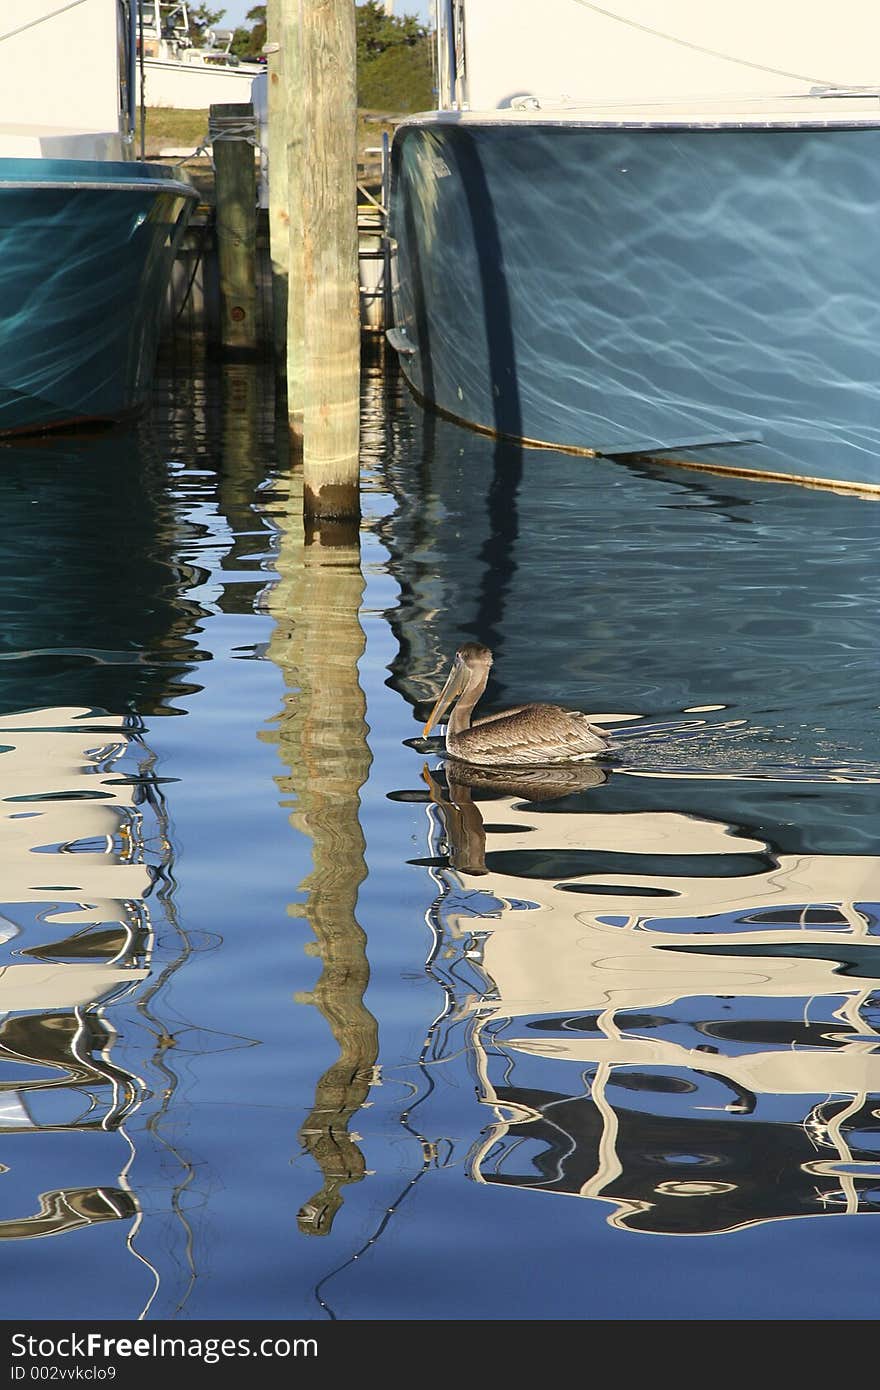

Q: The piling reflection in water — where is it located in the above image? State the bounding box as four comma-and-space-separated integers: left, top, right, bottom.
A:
258, 435, 379, 1238
0, 360, 380, 1319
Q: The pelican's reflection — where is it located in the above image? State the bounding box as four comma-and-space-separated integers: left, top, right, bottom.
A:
423, 761, 609, 875
418, 760, 880, 1235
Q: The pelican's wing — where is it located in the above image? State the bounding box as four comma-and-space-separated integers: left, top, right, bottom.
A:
456, 704, 610, 765
471, 704, 532, 727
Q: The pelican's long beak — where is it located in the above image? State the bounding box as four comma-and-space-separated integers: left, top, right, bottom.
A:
423, 661, 468, 736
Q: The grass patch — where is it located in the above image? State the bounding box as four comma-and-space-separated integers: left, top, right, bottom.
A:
137, 106, 402, 173
137, 107, 210, 155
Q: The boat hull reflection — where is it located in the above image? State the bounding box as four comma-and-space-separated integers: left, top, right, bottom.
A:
420, 762, 880, 1235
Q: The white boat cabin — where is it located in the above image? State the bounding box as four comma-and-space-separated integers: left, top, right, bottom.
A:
436, 0, 880, 114
139, 2, 238, 68
0, 0, 133, 160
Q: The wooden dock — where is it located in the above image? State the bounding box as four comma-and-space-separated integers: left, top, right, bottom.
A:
159, 134, 391, 351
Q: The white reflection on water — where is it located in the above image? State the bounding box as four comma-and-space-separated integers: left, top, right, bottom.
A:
416, 754, 880, 1236
0, 708, 194, 1314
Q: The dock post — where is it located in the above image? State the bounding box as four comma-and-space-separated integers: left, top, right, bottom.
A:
281, 1, 305, 440
265, 1, 289, 373
210, 101, 258, 353
299, 0, 361, 525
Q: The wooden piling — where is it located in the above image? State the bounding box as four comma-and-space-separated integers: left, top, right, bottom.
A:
281, 1, 306, 439
210, 102, 258, 353
300, 0, 361, 522
265, 1, 289, 372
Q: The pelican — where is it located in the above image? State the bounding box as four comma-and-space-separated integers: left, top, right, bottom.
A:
422, 643, 612, 766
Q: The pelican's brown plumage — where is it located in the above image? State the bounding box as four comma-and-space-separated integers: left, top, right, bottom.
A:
422, 643, 612, 767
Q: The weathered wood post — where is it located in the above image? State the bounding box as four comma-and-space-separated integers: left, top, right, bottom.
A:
264, 1, 289, 372
210, 101, 257, 352
281, 1, 305, 439
299, 0, 361, 523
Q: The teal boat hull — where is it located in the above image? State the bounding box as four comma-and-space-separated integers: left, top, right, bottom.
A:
0, 157, 197, 436
389, 119, 880, 491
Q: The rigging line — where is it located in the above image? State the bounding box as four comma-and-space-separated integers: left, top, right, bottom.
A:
138, 0, 146, 160
0, 0, 91, 44
568, 0, 844, 89
312, 1160, 436, 1321
117, 1127, 163, 1321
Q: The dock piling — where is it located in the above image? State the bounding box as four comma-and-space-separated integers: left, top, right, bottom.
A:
299, 0, 361, 524
265, 2, 289, 374
210, 101, 258, 353
280, 1, 306, 439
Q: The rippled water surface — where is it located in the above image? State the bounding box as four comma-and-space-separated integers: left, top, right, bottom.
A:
0, 353, 878, 1321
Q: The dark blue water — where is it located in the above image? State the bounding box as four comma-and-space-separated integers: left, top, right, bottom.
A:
0, 353, 878, 1320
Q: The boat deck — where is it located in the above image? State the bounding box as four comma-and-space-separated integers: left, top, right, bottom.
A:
404, 92, 880, 130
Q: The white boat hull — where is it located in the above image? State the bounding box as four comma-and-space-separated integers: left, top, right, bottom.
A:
142, 56, 263, 109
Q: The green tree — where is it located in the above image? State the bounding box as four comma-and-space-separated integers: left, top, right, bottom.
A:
357, 0, 427, 61
230, 3, 266, 60
356, 2, 433, 112
218, 2, 434, 109
187, 2, 225, 41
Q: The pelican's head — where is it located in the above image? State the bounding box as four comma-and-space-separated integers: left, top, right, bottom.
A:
423, 644, 493, 736
455, 642, 493, 674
